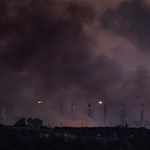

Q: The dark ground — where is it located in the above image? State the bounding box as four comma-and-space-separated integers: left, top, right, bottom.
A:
0, 123, 150, 150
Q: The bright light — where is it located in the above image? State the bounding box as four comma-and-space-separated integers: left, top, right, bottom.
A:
99, 101, 102, 104
38, 101, 42, 104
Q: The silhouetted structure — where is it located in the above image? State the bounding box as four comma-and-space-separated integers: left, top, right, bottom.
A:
104, 103, 107, 125
14, 118, 26, 127
120, 103, 127, 125
71, 103, 74, 109
71, 103, 75, 120
0, 101, 13, 124
140, 103, 144, 125
28, 118, 43, 130
88, 103, 92, 117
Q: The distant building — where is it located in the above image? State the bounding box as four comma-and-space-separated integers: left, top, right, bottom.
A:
120, 103, 127, 125
133, 103, 145, 127
71, 103, 75, 120
140, 103, 144, 124
88, 103, 93, 118
0, 101, 13, 124
104, 103, 107, 125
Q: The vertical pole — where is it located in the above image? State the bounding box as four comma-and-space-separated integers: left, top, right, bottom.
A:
99, 101, 102, 126
88, 103, 92, 117
140, 103, 144, 126
104, 103, 107, 126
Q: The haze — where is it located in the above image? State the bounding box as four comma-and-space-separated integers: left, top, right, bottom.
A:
0, 0, 150, 127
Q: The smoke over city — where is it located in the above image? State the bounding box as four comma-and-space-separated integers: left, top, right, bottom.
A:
0, 0, 150, 127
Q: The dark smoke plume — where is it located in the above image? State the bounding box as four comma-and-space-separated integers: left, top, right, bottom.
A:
101, 0, 150, 52
0, 0, 125, 126
2, 0, 150, 127
0, 0, 123, 100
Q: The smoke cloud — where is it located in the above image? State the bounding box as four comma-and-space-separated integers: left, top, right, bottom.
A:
101, 0, 150, 52
1, 0, 150, 127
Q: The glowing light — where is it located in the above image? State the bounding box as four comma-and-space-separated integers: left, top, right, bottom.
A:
38, 101, 42, 104
125, 118, 127, 120
99, 101, 102, 104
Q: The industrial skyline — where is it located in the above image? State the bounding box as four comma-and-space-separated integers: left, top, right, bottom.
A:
0, 100, 149, 128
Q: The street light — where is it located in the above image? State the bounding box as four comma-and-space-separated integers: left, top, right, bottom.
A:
99, 101, 102, 105
99, 101, 103, 126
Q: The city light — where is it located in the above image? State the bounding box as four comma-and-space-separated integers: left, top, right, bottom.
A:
99, 101, 102, 104
38, 101, 42, 104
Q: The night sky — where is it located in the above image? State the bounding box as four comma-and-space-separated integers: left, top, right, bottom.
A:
1, 0, 150, 127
